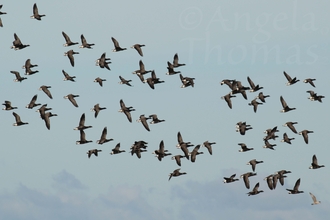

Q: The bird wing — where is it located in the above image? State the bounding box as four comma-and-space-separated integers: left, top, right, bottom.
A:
283, 71, 292, 81
280, 96, 288, 108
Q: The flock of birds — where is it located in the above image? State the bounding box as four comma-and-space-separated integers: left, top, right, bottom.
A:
0, 3, 326, 206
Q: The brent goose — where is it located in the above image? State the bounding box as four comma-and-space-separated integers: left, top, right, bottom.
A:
247, 76, 263, 92
280, 96, 296, 112
43, 112, 57, 130
178, 143, 190, 160
166, 61, 180, 75
26, 95, 41, 109
190, 145, 203, 162
172, 53, 185, 68
94, 77, 106, 87
11, 33, 30, 50
39, 85, 53, 99
96, 127, 113, 145
307, 90, 325, 103
0, 5, 6, 15
110, 143, 126, 155
74, 113, 92, 130
309, 154, 325, 169
153, 140, 172, 161
76, 130, 92, 145
11, 71, 27, 82
247, 182, 263, 196
149, 114, 165, 124
131, 44, 145, 56
221, 93, 236, 109
22, 59, 38, 75
36, 104, 51, 119
276, 170, 292, 176
87, 149, 102, 158
238, 143, 254, 152
171, 155, 185, 166
62, 31, 78, 47
240, 172, 257, 189
79, 34, 94, 49
137, 114, 151, 131
286, 178, 303, 194
247, 159, 264, 172
304, 78, 316, 87
12, 112, 28, 126
144, 70, 164, 89
283, 71, 299, 85
309, 192, 321, 205
64, 50, 79, 67
283, 121, 298, 134
281, 132, 295, 144
236, 121, 253, 135
176, 132, 193, 148
96, 53, 111, 70
130, 144, 147, 159
223, 174, 239, 183
64, 94, 79, 107
111, 37, 126, 52
263, 140, 276, 150
180, 74, 195, 88
264, 175, 274, 190
248, 98, 263, 113
220, 79, 236, 90
263, 126, 279, 141
91, 103, 106, 118
299, 130, 313, 144
168, 168, 187, 181
119, 99, 135, 123
256, 92, 269, 103
118, 76, 132, 86
62, 70, 76, 82
31, 3, 45, 20
202, 141, 215, 155
2, 101, 17, 110
132, 60, 152, 75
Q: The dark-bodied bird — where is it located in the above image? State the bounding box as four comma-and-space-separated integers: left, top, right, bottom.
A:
248, 98, 263, 113
309, 192, 321, 205
221, 93, 236, 109
240, 172, 257, 189
256, 92, 269, 103
62, 31, 78, 47
283, 71, 299, 85
91, 103, 106, 118
166, 61, 180, 75
0, 5, 7, 15
12, 112, 28, 126
202, 141, 215, 155
76, 130, 92, 145
264, 126, 279, 141
36, 104, 51, 119
307, 90, 325, 103
131, 44, 145, 56
119, 99, 135, 123
149, 114, 165, 124
110, 143, 126, 155
22, 59, 38, 75
264, 175, 274, 190
220, 79, 235, 90
64, 50, 79, 67
2, 101, 17, 110
62, 70, 76, 82
94, 77, 106, 87
0, 18, 3, 27
137, 114, 150, 131
111, 37, 126, 52
96, 52, 111, 70
247, 159, 264, 172
118, 76, 132, 86
286, 178, 303, 194
236, 121, 253, 135
87, 149, 102, 158
79, 34, 94, 49
281, 132, 295, 144
153, 140, 171, 161
172, 53, 185, 68
223, 174, 239, 183
280, 96, 296, 112
238, 143, 254, 152
263, 140, 276, 150
64, 94, 79, 107
43, 112, 57, 130
172, 155, 185, 166
74, 113, 92, 130
190, 145, 203, 162
26, 95, 41, 109
176, 132, 193, 148
309, 154, 324, 169
169, 168, 186, 181
247, 76, 263, 92
299, 130, 313, 144
30, 3, 45, 20
180, 74, 195, 88
283, 121, 298, 134
11, 71, 27, 82
132, 60, 152, 75
304, 78, 316, 87
96, 127, 113, 145
11, 33, 30, 50
247, 182, 264, 196
39, 85, 52, 99
144, 70, 164, 89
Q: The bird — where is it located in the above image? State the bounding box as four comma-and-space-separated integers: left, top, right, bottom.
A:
79, 34, 94, 49
30, 3, 45, 20
64, 50, 79, 67
137, 115, 150, 131
87, 149, 102, 158
280, 96, 296, 112
309, 154, 325, 169
152, 140, 171, 161
247, 76, 263, 92
221, 93, 236, 109
190, 145, 203, 162
96, 127, 113, 145
36, 104, 52, 119
240, 172, 257, 189
132, 60, 152, 75
110, 143, 126, 155
11, 33, 30, 50
238, 143, 254, 152
0, 5, 7, 15
223, 174, 239, 183
149, 114, 165, 124
263, 126, 279, 141
236, 121, 253, 135
64, 94, 79, 107
12, 112, 28, 126
74, 113, 92, 130
286, 178, 304, 194
309, 192, 321, 205
144, 70, 164, 89
281, 133, 295, 144
299, 130, 313, 144
306, 90, 325, 103
76, 130, 92, 145
176, 132, 193, 148
94, 77, 106, 87
96, 52, 111, 70
263, 140, 276, 150
11, 71, 27, 82
111, 37, 126, 52
26, 95, 41, 109
264, 175, 274, 190
283, 71, 299, 85
22, 59, 38, 75
131, 44, 145, 56
180, 74, 195, 88
168, 168, 186, 181
118, 76, 132, 86
91, 104, 106, 118
304, 78, 316, 87
220, 79, 236, 90
202, 141, 215, 155
172, 53, 185, 68
248, 98, 263, 113
171, 155, 185, 166
43, 112, 57, 130
62, 31, 78, 47
119, 99, 135, 123
62, 70, 76, 82
166, 61, 181, 75
283, 121, 298, 134
39, 85, 53, 99
256, 92, 269, 103
247, 182, 264, 196
178, 143, 190, 160
2, 101, 17, 110
247, 159, 264, 172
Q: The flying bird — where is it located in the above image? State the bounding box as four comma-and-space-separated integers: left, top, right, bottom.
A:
79, 34, 94, 48
137, 114, 150, 131
283, 121, 298, 134
110, 143, 126, 155
64, 94, 79, 107
303, 78, 316, 87
62, 31, 78, 47
166, 61, 180, 75
286, 178, 303, 194
118, 76, 132, 86
12, 112, 28, 126
43, 112, 57, 130
202, 141, 215, 155
39, 85, 53, 99
247, 159, 264, 172
240, 172, 257, 189
256, 92, 269, 103
11, 33, 30, 50
172, 53, 185, 68
119, 99, 135, 123
132, 60, 152, 75
309, 192, 321, 205
11, 71, 27, 82
30, 3, 45, 20
238, 143, 254, 152
74, 113, 92, 130
62, 70, 76, 82
64, 50, 79, 67
76, 130, 92, 145
87, 149, 102, 158
171, 155, 185, 166
168, 168, 187, 181
299, 129, 313, 144
309, 154, 324, 169
223, 174, 239, 183
2, 101, 17, 110
111, 37, 126, 52
96, 127, 113, 145
96, 52, 111, 70
190, 145, 203, 162
94, 77, 106, 87
91, 104, 106, 118
247, 182, 263, 196
221, 93, 236, 109
280, 96, 296, 112
247, 76, 263, 92
283, 71, 299, 85
26, 95, 41, 109
131, 44, 145, 56
22, 59, 38, 75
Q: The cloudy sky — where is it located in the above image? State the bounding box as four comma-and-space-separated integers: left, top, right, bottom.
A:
0, 0, 329, 219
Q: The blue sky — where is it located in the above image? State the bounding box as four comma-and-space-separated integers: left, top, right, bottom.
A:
0, 0, 329, 219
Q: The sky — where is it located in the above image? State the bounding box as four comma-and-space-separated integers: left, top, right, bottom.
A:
0, 0, 329, 219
